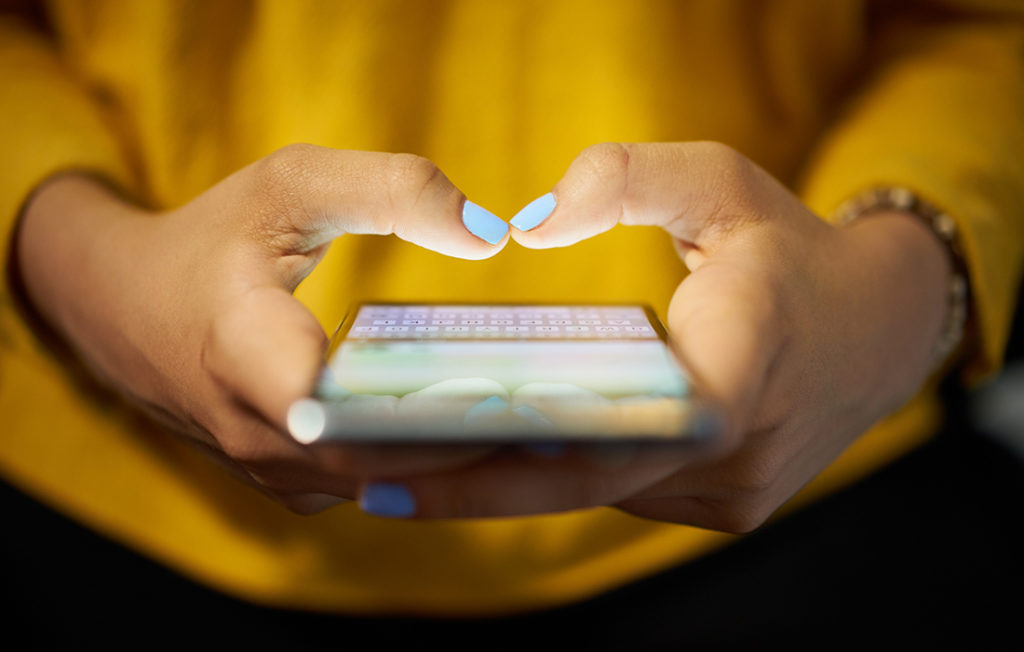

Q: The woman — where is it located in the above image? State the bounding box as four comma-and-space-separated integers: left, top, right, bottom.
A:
2, 0, 1022, 644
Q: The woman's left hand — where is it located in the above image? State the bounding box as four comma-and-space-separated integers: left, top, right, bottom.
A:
356, 142, 953, 532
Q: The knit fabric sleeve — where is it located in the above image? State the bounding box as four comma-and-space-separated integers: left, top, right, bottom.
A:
798, 0, 1024, 383
1, 8, 131, 356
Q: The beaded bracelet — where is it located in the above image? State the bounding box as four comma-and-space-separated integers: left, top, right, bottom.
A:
833, 187, 969, 371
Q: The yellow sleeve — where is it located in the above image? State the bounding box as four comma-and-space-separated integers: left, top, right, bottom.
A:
0, 7, 130, 339
798, 1, 1024, 383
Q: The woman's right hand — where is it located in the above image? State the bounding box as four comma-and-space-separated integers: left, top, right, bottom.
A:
15, 144, 510, 512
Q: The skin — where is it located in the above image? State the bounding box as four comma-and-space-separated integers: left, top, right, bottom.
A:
15, 141, 952, 530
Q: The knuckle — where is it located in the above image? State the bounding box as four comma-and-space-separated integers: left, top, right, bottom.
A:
687, 141, 765, 235
389, 152, 440, 186
200, 316, 230, 384
576, 142, 631, 186
693, 140, 745, 166
247, 143, 324, 243
201, 303, 248, 383
692, 141, 753, 187
256, 143, 319, 192
387, 153, 446, 206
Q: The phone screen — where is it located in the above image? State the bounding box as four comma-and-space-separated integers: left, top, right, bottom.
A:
289, 303, 708, 443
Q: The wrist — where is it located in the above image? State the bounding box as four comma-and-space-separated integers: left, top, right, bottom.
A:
14, 173, 150, 368
834, 188, 968, 373
827, 208, 954, 412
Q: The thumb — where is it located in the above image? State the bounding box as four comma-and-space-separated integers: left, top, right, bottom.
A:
225, 145, 510, 286
509, 141, 783, 253
203, 285, 327, 429
666, 257, 781, 451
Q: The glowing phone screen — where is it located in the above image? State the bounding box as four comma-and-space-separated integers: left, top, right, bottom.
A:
291, 304, 702, 443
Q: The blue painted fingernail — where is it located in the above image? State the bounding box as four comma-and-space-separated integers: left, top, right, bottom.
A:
514, 405, 564, 457
510, 193, 556, 231
465, 395, 508, 423
513, 405, 554, 429
689, 409, 723, 444
462, 200, 509, 245
360, 483, 417, 518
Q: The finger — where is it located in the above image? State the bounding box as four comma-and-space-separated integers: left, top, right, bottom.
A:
230, 144, 508, 276
664, 262, 782, 451
357, 446, 693, 519
613, 496, 731, 530
202, 289, 534, 494
616, 463, 789, 533
510, 141, 785, 255
184, 415, 359, 501
315, 442, 500, 478
279, 493, 350, 515
288, 376, 507, 476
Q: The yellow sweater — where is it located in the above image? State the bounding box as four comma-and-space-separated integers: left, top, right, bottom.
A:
1, 0, 1022, 616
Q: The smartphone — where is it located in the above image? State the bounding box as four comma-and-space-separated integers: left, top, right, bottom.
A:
287, 302, 718, 444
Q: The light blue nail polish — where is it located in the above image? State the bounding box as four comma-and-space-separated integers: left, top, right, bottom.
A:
510, 193, 556, 231
360, 483, 417, 518
465, 395, 508, 422
513, 405, 554, 429
462, 200, 509, 245
514, 405, 564, 457
689, 409, 723, 444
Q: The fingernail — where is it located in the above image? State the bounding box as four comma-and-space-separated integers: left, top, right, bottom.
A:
462, 200, 509, 245
359, 483, 417, 518
513, 405, 554, 429
465, 395, 508, 424
287, 398, 326, 444
689, 409, 723, 444
510, 192, 556, 231
514, 405, 564, 457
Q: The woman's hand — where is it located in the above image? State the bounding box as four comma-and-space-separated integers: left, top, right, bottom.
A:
360, 142, 953, 532
15, 144, 511, 513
